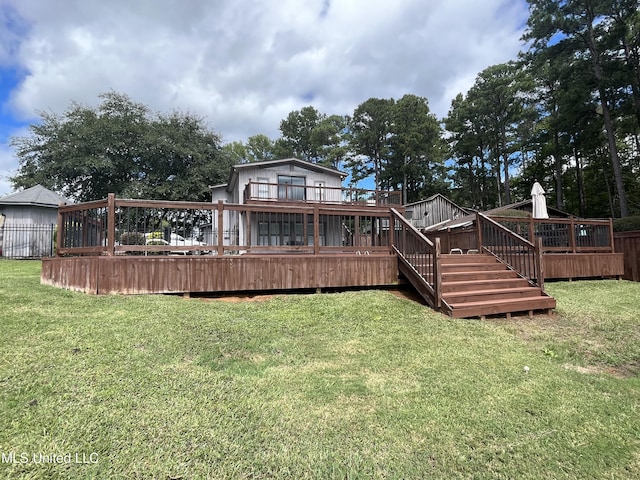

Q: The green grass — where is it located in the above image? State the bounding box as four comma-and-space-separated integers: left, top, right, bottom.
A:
1, 260, 639, 479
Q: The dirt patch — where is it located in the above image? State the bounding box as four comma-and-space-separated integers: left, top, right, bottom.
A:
563, 364, 606, 375
197, 294, 277, 303
607, 361, 640, 379
563, 362, 639, 379
194, 287, 426, 304
387, 287, 426, 304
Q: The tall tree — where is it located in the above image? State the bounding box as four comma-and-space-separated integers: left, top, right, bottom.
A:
10, 92, 228, 202
346, 98, 395, 190
278, 106, 348, 168
445, 63, 528, 208
525, 0, 632, 217
445, 92, 501, 210
245, 134, 276, 162
386, 94, 447, 203
279, 106, 321, 162
466, 62, 527, 206
310, 115, 349, 169
220, 141, 248, 165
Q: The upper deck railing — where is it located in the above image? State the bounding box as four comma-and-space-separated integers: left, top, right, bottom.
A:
243, 181, 402, 206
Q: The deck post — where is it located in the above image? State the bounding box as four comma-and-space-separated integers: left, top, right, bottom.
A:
217, 200, 224, 256
245, 209, 251, 249
535, 237, 544, 291
476, 213, 483, 250
434, 237, 442, 309
313, 204, 319, 255
82, 211, 88, 249
56, 203, 64, 256
107, 193, 115, 256
528, 217, 535, 245
569, 216, 576, 253
608, 218, 615, 253
303, 212, 308, 247
389, 212, 395, 254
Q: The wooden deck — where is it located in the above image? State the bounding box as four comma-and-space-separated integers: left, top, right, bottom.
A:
425, 218, 625, 281
41, 254, 400, 295
614, 231, 640, 282
543, 253, 624, 280
40, 195, 629, 320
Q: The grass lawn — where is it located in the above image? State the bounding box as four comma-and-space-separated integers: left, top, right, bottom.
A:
1, 260, 639, 479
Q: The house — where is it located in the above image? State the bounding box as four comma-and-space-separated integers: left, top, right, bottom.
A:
0, 185, 71, 258
210, 157, 347, 205
207, 158, 397, 249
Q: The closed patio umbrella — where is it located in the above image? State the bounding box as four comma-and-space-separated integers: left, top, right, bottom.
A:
531, 182, 549, 219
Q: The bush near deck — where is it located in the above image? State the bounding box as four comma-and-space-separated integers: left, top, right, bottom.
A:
1, 260, 639, 479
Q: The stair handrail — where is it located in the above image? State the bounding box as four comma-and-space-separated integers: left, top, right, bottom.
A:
390, 208, 442, 307
477, 212, 544, 289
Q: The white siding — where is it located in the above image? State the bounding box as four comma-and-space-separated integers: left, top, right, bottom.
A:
0, 205, 58, 225
236, 164, 342, 204
210, 186, 232, 203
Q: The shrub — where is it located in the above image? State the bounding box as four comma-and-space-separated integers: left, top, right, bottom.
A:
120, 231, 145, 245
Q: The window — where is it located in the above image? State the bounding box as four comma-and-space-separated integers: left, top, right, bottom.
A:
256, 212, 306, 246
278, 175, 305, 201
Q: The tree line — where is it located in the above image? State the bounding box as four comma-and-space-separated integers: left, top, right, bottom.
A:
10, 0, 640, 217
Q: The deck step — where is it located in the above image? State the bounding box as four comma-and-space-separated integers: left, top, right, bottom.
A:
398, 251, 556, 319
442, 262, 509, 272
440, 254, 496, 263
441, 269, 520, 281
443, 286, 543, 304
441, 277, 531, 293
446, 296, 556, 319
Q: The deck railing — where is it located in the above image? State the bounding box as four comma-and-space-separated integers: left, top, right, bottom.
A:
489, 216, 614, 253
56, 194, 398, 257
391, 208, 441, 308
477, 212, 543, 289
243, 181, 402, 206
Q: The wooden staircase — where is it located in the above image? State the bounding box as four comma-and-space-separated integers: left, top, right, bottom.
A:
439, 253, 556, 319
390, 208, 556, 320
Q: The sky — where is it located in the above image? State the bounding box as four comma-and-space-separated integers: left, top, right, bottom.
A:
0, 0, 530, 197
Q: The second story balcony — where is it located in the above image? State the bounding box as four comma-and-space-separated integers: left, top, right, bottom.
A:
243, 181, 402, 206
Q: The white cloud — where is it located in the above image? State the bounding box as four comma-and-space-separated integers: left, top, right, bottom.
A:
1, 0, 528, 168
0, 139, 19, 197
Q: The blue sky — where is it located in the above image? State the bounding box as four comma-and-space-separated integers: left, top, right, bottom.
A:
0, 0, 530, 197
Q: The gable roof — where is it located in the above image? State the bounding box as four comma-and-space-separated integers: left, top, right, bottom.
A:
0, 185, 71, 208
484, 199, 570, 218
426, 199, 571, 232
224, 157, 347, 193
404, 193, 470, 213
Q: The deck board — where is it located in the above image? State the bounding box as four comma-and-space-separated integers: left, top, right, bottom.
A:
42, 254, 399, 295
543, 253, 624, 279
